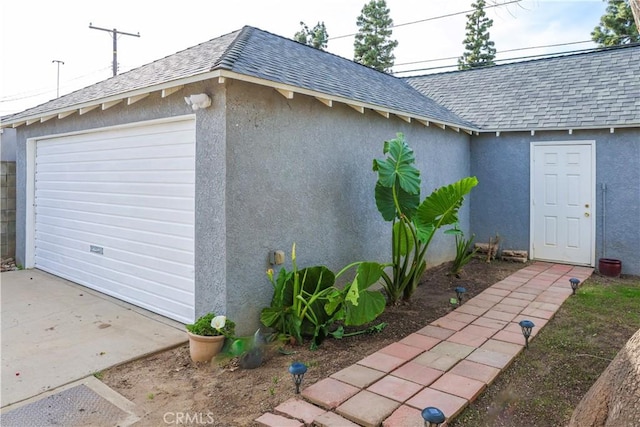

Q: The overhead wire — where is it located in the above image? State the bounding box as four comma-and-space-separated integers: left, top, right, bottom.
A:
394, 39, 595, 67
328, 0, 522, 40
393, 43, 638, 74
0, 66, 111, 103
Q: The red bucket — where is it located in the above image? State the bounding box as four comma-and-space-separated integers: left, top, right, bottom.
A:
598, 258, 622, 277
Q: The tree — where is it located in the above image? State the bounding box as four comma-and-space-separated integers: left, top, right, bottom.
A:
632, 0, 640, 30
568, 328, 640, 426
592, 0, 640, 46
353, 0, 399, 72
458, 0, 497, 70
293, 21, 329, 50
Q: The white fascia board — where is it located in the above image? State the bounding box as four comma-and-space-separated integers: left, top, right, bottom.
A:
216, 70, 478, 135
1, 70, 223, 129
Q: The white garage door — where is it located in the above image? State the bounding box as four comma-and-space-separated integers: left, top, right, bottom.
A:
34, 117, 196, 323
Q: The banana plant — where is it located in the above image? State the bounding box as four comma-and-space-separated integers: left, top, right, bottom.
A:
372, 133, 478, 303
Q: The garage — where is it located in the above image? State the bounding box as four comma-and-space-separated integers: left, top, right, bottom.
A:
30, 117, 196, 323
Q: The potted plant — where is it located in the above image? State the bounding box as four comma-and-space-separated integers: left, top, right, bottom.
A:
186, 313, 235, 362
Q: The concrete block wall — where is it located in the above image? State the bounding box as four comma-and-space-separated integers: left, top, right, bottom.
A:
1, 161, 16, 260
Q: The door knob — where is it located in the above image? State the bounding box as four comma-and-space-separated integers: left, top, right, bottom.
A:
584, 212, 590, 217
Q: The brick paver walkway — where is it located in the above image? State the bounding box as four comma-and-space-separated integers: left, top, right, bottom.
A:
255, 262, 593, 427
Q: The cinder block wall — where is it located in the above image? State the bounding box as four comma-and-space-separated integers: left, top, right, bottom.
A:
1, 161, 16, 260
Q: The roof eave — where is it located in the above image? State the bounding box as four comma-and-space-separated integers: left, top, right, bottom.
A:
479, 124, 640, 135
0, 70, 224, 129
217, 70, 477, 134
1, 68, 478, 135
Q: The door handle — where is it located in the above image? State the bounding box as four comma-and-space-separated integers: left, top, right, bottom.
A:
584, 212, 590, 217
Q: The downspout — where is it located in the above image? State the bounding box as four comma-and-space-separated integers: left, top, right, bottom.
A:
601, 183, 607, 258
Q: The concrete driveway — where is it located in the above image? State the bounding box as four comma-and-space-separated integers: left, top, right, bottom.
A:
1, 269, 187, 408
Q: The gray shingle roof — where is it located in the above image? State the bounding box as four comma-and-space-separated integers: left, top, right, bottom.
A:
3, 30, 242, 122
220, 27, 471, 127
405, 44, 640, 130
3, 26, 471, 128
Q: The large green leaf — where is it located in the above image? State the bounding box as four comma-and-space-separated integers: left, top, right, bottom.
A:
373, 134, 421, 195
344, 290, 386, 326
296, 266, 335, 336
341, 262, 386, 326
272, 267, 293, 306
353, 262, 383, 289
393, 221, 414, 256
414, 177, 478, 243
260, 307, 282, 328
374, 182, 420, 221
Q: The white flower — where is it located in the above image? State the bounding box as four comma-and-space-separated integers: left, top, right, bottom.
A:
210, 315, 226, 331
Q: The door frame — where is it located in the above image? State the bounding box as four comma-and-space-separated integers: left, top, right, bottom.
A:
529, 140, 596, 266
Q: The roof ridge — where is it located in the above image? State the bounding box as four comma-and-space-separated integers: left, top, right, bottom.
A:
213, 26, 254, 70
407, 42, 640, 79
245, 25, 411, 81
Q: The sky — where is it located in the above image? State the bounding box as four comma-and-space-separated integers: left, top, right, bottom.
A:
0, 0, 607, 116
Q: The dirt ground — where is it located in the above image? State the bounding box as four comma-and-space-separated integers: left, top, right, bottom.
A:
101, 257, 528, 426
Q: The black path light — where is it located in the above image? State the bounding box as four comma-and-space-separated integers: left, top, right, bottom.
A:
519, 319, 535, 349
569, 277, 580, 295
422, 406, 446, 426
455, 286, 467, 304
288, 362, 307, 394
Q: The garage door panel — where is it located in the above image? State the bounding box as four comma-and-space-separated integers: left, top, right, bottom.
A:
37, 170, 195, 184
34, 118, 196, 323
36, 130, 195, 156
36, 157, 195, 173
36, 199, 194, 226
35, 239, 193, 291
37, 126, 195, 155
36, 215, 193, 252
36, 261, 193, 321
36, 206, 192, 237
35, 181, 193, 197
36, 190, 192, 213
37, 142, 194, 164
35, 256, 194, 307
37, 233, 193, 285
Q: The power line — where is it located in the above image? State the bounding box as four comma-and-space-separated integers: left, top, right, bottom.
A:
0, 66, 112, 103
394, 39, 594, 67
393, 45, 617, 74
328, 0, 522, 40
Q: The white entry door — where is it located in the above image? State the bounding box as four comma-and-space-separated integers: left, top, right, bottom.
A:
531, 142, 594, 266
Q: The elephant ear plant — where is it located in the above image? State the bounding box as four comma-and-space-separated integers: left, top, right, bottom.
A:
261, 244, 387, 350
372, 133, 478, 304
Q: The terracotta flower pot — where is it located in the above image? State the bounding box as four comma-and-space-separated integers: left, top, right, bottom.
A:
187, 332, 225, 362
598, 258, 622, 277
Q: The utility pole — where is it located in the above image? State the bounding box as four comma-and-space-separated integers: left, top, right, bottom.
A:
89, 23, 140, 76
52, 60, 64, 97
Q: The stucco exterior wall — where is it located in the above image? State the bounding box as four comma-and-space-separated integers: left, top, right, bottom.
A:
471, 128, 639, 275
13, 77, 473, 333
222, 80, 471, 333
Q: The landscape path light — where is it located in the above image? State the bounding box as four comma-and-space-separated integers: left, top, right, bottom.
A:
421, 406, 446, 426
569, 277, 580, 295
519, 319, 535, 349
288, 362, 307, 394
455, 286, 467, 304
